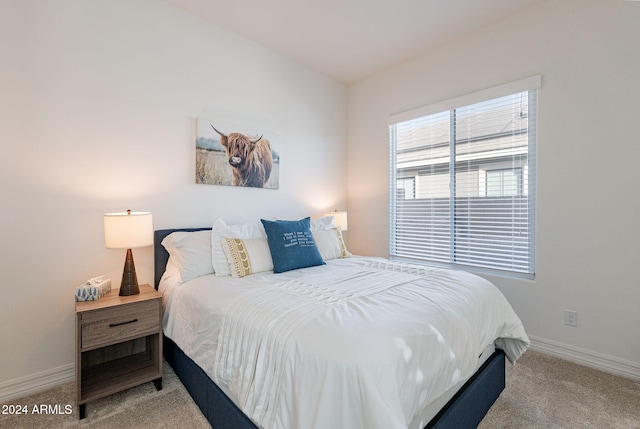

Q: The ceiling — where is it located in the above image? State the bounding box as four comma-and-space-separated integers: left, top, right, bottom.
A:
164, 0, 545, 84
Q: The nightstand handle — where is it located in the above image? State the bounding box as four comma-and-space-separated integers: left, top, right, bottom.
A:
109, 318, 138, 328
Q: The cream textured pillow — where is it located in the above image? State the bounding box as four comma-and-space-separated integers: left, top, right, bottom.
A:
211, 218, 267, 276
313, 227, 351, 261
222, 237, 274, 277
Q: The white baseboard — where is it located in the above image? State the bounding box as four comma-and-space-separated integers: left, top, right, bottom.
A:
0, 363, 75, 403
529, 335, 640, 381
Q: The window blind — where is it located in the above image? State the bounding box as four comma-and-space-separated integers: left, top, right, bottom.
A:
389, 77, 539, 277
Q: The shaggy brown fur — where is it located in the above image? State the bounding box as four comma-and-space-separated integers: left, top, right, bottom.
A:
214, 126, 272, 188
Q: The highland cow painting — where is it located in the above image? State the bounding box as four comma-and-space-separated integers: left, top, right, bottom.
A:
196, 119, 280, 189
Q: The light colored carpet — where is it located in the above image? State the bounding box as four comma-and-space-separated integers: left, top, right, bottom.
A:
0, 363, 210, 429
480, 350, 640, 429
1, 350, 639, 428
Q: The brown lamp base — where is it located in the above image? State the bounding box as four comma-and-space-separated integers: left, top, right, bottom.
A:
119, 248, 140, 296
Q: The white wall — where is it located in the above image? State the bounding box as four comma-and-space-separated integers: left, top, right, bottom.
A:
348, 0, 640, 375
0, 0, 347, 395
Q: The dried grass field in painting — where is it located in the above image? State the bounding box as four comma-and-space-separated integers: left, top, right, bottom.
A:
196, 149, 280, 189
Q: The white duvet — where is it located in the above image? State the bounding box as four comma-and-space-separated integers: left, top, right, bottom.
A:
160, 257, 529, 429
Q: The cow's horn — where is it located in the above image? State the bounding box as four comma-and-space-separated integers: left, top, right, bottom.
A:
250, 135, 263, 144
210, 125, 227, 137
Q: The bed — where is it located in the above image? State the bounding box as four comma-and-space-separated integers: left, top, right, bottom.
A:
153, 218, 529, 429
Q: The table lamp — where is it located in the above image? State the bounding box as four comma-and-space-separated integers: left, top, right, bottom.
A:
104, 210, 153, 296
325, 210, 348, 231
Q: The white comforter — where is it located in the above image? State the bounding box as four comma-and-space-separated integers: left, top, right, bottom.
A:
160, 257, 529, 429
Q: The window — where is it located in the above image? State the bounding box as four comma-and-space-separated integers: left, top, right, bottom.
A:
397, 177, 416, 199
389, 76, 539, 277
486, 168, 523, 197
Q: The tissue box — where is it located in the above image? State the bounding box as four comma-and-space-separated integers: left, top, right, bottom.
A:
75, 279, 112, 302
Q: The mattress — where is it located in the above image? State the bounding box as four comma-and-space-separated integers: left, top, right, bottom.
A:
159, 256, 529, 429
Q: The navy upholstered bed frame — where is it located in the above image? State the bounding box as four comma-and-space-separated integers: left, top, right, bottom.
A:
154, 228, 505, 429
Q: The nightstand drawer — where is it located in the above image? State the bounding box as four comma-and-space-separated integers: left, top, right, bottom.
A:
81, 299, 160, 350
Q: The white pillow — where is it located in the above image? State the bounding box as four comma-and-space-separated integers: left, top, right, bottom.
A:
222, 237, 274, 277
161, 230, 213, 283
311, 216, 336, 232
313, 227, 351, 261
162, 256, 180, 279
211, 218, 267, 277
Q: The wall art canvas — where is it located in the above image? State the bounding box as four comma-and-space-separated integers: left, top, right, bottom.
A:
196, 119, 280, 189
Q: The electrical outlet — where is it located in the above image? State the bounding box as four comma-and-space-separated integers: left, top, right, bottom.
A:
564, 310, 577, 327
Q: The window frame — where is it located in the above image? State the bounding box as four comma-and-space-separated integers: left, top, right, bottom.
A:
388, 76, 540, 279
485, 167, 523, 197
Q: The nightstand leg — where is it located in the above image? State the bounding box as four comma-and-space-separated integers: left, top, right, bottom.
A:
153, 377, 162, 391
79, 404, 86, 420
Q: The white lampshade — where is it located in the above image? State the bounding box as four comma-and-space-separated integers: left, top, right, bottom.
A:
104, 211, 153, 249
325, 210, 348, 231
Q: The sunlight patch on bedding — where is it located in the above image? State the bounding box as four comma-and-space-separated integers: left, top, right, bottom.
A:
393, 337, 413, 362
451, 368, 461, 384
427, 324, 460, 383
430, 325, 445, 343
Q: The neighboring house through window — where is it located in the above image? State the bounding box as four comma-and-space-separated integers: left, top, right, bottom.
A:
389, 76, 540, 277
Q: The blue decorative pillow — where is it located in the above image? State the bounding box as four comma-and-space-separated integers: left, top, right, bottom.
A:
260, 217, 325, 273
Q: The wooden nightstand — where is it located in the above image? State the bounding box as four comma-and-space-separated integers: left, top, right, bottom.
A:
76, 284, 162, 419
